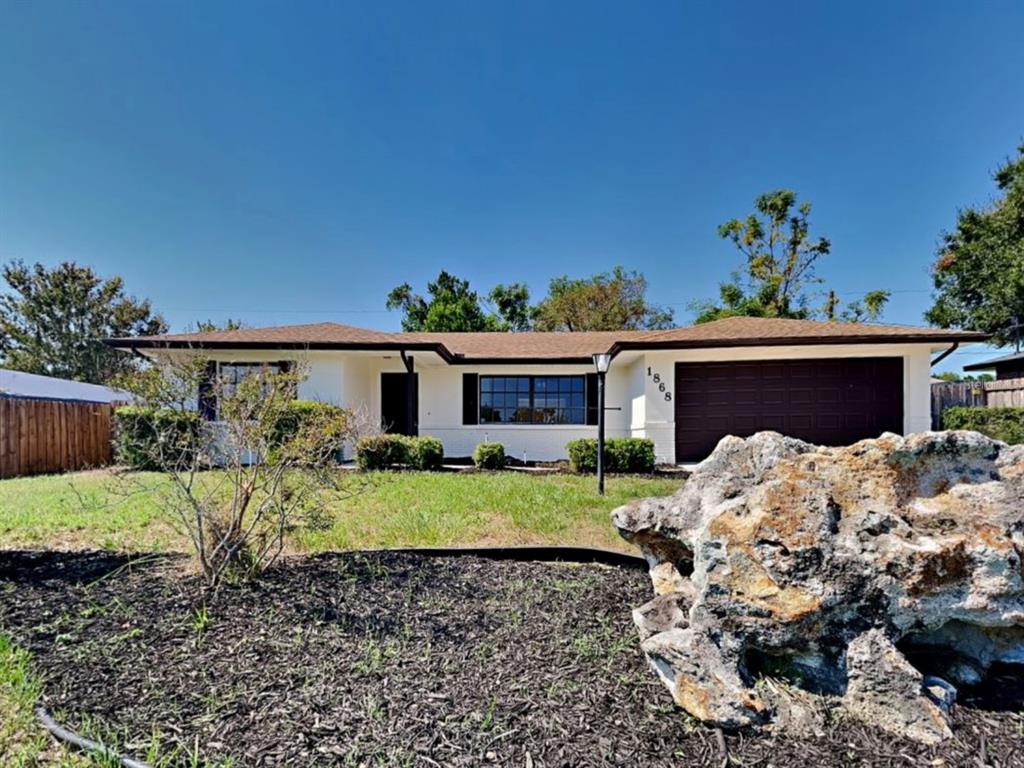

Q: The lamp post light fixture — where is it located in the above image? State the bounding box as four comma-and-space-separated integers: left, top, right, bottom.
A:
592, 352, 612, 495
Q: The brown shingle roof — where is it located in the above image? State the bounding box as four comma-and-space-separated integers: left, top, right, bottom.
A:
107, 316, 987, 362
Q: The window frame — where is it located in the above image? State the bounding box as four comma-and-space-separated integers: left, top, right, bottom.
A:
477, 374, 587, 426
203, 361, 291, 420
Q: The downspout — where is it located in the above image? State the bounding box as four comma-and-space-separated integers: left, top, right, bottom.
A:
930, 342, 959, 368
400, 350, 416, 436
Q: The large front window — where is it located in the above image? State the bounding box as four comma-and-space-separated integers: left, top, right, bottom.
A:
219, 362, 287, 400
199, 361, 291, 420
479, 375, 586, 424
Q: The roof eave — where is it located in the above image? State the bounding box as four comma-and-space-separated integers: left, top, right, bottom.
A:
608, 331, 990, 356
962, 361, 995, 372
963, 354, 1022, 371
103, 338, 457, 363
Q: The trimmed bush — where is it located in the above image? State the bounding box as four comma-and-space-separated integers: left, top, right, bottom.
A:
566, 438, 598, 473
271, 400, 348, 445
114, 406, 200, 470
566, 437, 656, 474
609, 437, 656, 473
356, 434, 410, 470
355, 434, 446, 470
411, 435, 444, 470
943, 406, 1024, 445
473, 442, 506, 470
270, 400, 350, 464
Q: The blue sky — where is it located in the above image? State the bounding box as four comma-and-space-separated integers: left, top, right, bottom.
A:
1, 1, 1022, 372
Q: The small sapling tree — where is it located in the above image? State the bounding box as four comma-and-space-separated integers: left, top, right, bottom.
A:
114, 355, 368, 585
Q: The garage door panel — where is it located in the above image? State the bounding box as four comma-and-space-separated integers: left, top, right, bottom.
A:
732, 414, 758, 432
843, 414, 868, 429
706, 389, 733, 405
789, 363, 818, 379
789, 414, 813, 430
734, 388, 760, 405
760, 416, 788, 433
674, 357, 903, 462
816, 414, 842, 429
816, 387, 841, 403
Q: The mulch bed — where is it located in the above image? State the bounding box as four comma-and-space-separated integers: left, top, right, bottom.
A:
1, 550, 1022, 767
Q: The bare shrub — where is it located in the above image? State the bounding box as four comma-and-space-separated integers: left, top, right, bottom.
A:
113, 355, 370, 585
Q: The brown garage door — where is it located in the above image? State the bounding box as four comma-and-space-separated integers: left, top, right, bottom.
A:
674, 357, 903, 462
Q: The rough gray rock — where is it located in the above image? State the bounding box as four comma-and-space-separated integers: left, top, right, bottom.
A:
613, 430, 1024, 744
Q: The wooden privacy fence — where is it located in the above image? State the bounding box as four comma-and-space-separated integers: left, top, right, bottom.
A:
0, 396, 116, 479
931, 377, 1024, 429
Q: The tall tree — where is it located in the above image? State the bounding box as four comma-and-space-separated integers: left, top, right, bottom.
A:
386, 271, 505, 332
532, 267, 673, 332
695, 190, 889, 323
0, 260, 167, 383
487, 282, 534, 332
925, 144, 1024, 347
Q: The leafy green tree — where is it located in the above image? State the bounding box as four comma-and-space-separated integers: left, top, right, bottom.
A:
487, 282, 534, 332
824, 289, 891, 323
195, 318, 245, 332
386, 271, 504, 332
926, 144, 1024, 347
387, 267, 672, 333
0, 260, 167, 383
532, 266, 673, 331
933, 371, 994, 383
695, 190, 889, 323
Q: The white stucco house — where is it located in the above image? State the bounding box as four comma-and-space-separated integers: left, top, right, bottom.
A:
106, 316, 985, 464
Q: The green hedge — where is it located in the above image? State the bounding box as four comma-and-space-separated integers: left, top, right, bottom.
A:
270, 400, 350, 464
271, 400, 347, 444
413, 436, 444, 470
355, 434, 445, 470
472, 442, 506, 470
566, 437, 656, 474
943, 406, 1024, 445
114, 406, 201, 470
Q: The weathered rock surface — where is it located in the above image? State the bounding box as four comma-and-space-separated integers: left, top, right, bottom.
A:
613, 430, 1024, 744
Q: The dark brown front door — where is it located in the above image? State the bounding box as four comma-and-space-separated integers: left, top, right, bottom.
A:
381, 373, 418, 436
674, 358, 903, 462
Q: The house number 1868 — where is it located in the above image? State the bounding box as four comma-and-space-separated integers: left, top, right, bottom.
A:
647, 367, 673, 401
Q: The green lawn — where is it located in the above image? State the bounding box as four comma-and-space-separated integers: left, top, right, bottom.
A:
0, 469, 680, 554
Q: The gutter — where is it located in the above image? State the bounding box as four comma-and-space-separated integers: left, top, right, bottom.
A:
608, 332, 989, 357
104, 339, 458, 364
930, 342, 959, 368
106, 331, 990, 367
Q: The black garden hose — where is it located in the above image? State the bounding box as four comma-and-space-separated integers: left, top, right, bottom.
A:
36, 706, 153, 768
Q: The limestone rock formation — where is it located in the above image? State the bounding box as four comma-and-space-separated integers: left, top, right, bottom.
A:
613, 430, 1024, 743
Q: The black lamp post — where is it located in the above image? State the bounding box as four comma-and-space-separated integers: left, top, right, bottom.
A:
592, 352, 612, 495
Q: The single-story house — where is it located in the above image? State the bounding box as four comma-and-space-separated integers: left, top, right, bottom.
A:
106, 316, 986, 464
963, 350, 1024, 380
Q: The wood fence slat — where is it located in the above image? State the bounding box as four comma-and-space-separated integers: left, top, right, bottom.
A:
1, 399, 11, 478
0, 397, 116, 479
931, 377, 1024, 429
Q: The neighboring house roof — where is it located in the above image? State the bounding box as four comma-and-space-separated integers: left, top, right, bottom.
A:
963, 350, 1024, 371
0, 368, 132, 403
106, 316, 987, 364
